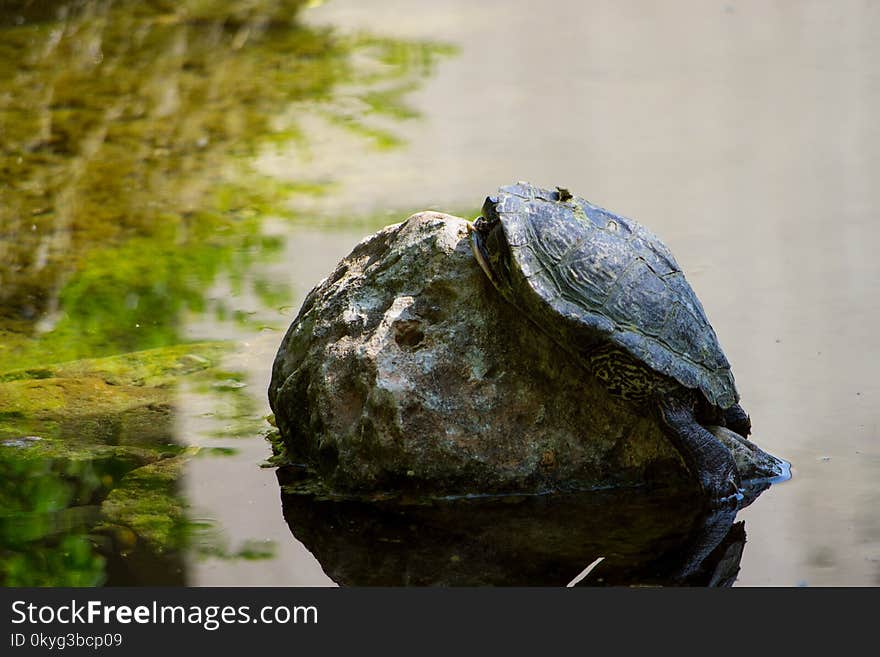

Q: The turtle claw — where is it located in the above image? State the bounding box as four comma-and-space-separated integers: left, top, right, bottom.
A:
701, 468, 742, 508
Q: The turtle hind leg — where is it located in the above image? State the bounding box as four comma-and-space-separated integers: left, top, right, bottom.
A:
658, 395, 741, 503
723, 403, 751, 438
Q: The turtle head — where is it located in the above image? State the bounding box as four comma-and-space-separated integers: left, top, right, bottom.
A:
474, 194, 502, 233
469, 195, 512, 292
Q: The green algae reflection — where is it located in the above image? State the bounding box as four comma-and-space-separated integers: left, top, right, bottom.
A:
0, 0, 454, 585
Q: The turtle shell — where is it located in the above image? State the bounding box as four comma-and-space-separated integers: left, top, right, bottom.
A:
476, 182, 738, 410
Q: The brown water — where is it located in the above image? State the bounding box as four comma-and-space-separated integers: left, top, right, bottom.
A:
1, 0, 877, 586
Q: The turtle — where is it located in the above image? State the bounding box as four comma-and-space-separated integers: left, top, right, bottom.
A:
468, 182, 751, 501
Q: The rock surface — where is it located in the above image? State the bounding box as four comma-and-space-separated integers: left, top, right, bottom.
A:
268, 212, 785, 497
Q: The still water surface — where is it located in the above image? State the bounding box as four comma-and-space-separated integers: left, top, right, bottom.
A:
1, 0, 877, 586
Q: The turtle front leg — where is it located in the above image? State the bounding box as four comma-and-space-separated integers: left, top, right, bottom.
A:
658, 395, 741, 503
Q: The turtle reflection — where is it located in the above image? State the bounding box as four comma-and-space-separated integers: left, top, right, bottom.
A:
280, 478, 760, 587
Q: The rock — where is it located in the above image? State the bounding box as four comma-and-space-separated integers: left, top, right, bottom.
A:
268, 212, 784, 498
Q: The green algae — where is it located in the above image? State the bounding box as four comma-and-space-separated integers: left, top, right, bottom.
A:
0, 346, 219, 585
0, 343, 229, 455
0, 342, 276, 584
0, 342, 229, 387
99, 454, 188, 552
5, 366, 280, 575
261, 425, 291, 468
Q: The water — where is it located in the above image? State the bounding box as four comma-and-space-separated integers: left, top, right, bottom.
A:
1, 0, 877, 586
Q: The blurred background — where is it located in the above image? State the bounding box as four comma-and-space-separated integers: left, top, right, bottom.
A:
0, 0, 877, 586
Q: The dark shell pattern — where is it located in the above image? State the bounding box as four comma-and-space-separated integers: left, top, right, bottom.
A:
487, 182, 738, 410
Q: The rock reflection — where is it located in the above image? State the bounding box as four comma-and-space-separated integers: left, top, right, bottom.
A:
280, 476, 759, 586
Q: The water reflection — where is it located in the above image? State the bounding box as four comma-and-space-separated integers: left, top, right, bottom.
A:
0, 0, 452, 366
0, 344, 264, 585
279, 477, 755, 586
0, 0, 452, 585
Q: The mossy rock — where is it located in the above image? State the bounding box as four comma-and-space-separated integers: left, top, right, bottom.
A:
99, 454, 189, 552
0, 342, 229, 387
0, 343, 228, 450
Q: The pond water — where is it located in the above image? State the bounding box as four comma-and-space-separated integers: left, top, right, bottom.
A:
1, 0, 877, 586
